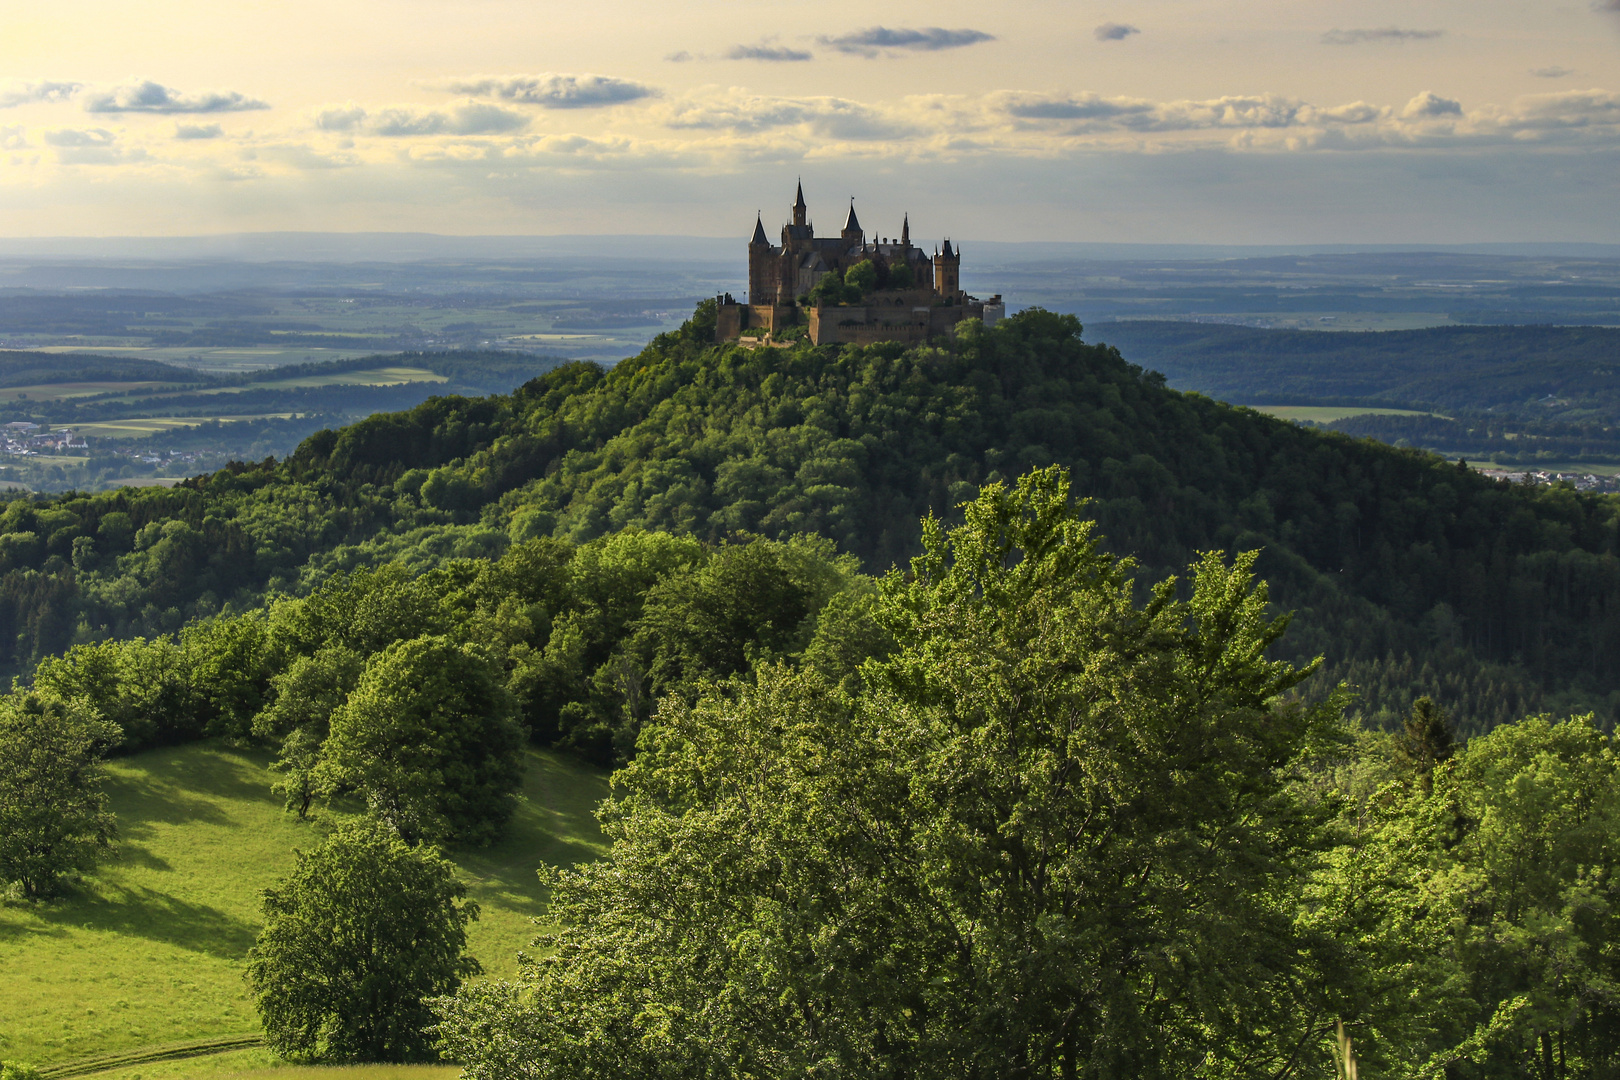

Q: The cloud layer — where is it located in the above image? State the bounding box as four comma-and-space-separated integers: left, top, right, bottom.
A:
726, 44, 813, 62
1322, 28, 1443, 45
818, 27, 995, 56
315, 102, 530, 136
1094, 23, 1140, 42
0, 81, 81, 109
436, 74, 657, 108
83, 81, 269, 113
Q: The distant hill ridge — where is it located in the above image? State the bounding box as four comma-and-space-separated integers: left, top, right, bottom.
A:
1094, 322, 1620, 418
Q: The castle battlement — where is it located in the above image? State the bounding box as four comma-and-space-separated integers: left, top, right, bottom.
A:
715, 183, 1003, 346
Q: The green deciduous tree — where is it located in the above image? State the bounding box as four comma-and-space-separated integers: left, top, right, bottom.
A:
316, 635, 523, 845
246, 821, 480, 1062
435, 467, 1343, 1079
0, 693, 118, 898
252, 645, 364, 818
843, 258, 877, 295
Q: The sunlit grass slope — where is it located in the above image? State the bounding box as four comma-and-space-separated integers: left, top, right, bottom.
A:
57, 1048, 460, 1080
0, 743, 608, 1066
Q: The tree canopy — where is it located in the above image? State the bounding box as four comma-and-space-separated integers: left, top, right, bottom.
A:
0, 693, 117, 898
246, 821, 480, 1062
436, 468, 1345, 1079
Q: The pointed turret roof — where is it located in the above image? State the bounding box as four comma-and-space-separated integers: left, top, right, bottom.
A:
901, 213, 910, 245
750, 214, 769, 246
941, 237, 955, 258
843, 199, 861, 234
794, 180, 807, 211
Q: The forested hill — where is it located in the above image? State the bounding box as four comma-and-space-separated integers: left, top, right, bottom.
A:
3, 305, 1618, 732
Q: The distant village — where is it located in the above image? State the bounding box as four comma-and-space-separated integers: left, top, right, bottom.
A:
0, 421, 208, 487
1477, 466, 1620, 493
3, 420, 88, 456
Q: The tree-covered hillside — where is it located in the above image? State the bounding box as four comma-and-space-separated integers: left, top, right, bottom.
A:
2, 305, 1617, 732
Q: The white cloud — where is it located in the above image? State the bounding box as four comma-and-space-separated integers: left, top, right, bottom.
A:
1094, 23, 1140, 42
174, 123, 224, 140
433, 74, 657, 109
83, 80, 268, 114
992, 91, 1384, 133
0, 80, 81, 108
1322, 28, 1443, 45
662, 90, 912, 140
726, 43, 814, 62
1403, 91, 1462, 118
818, 27, 994, 57
314, 102, 529, 137
0, 126, 27, 150
42, 127, 147, 164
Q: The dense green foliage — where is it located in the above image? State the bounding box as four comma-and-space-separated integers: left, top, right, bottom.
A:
316, 637, 523, 845
246, 821, 480, 1063
436, 472, 1620, 1080
28, 528, 862, 798
437, 469, 1340, 1079
1, 308, 1617, 736
0, 693, 117, 898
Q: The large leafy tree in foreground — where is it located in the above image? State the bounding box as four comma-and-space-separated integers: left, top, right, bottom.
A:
436, 467, 1343, 1079
246, 821, 480, 1062
315, 635, 524, 845
0, 693, 118, 898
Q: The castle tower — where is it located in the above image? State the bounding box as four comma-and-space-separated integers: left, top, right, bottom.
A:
748, 213, 776, 304
900, 213, 910, 247
793, 181, 807, 227
934, 238, 960, 297
841, 199, 864, 247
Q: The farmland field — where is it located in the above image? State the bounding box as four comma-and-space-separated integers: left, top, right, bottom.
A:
0, 382, 183, 403
0, 742, 608, 1067
69, 416, 297, 438
1251, 405, 1440, 423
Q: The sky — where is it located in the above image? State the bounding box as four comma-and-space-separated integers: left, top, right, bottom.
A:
1, 0, 1618, 243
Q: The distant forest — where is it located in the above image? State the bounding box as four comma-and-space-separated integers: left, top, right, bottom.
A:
1095, 321, 1620, 420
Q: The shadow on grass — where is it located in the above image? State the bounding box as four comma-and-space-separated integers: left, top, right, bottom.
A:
106, 745, 277, 834
453, 749, 609, 917
35, 883, 258, 959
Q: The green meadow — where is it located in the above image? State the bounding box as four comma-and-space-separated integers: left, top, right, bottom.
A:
69, 416, 297, 438
0, 743, 608, 1069
1250, 404, 1439, 423
50, 1050, 457, 1080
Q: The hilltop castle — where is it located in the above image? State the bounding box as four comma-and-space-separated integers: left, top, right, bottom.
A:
715, 183, 1003, 346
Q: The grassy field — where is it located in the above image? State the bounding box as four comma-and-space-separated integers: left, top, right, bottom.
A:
241, 367, 448, 391
0, 382, 182, 403
0, 742, 608, 1067
71, 416, 296, 438
33, 348, 387, 373
44, 1048, 459, 1080
1251, 405, 1439, 422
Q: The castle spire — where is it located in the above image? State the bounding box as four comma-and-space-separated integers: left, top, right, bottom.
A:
793, 180, 807, 226
901, 213, 910, 246
843, 198, 861, 235
750, 213, 769, 246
